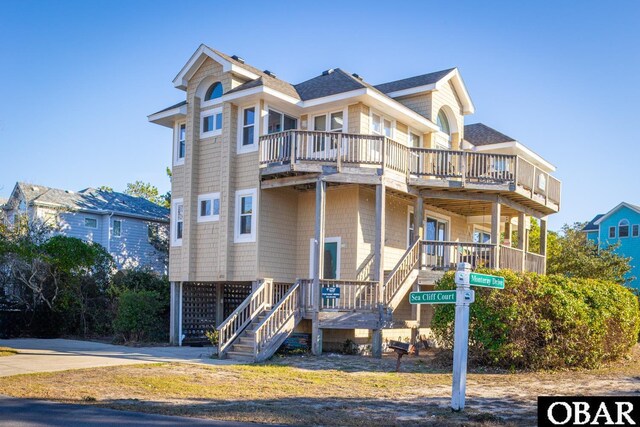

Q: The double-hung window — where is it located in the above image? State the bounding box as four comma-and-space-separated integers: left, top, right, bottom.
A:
238, 106, 256, 153
85, 218, 98, 229
175, 123, 186, 165
235, 189, 257, 243
113, 219, 122, 237
201, 107, 222, 138
371, 111, 393, 138
633, 224, 639, 237
409, 131, 421, 148
609, 226, 616, 239
172, 199, 184, 246
197, 193, 220, 222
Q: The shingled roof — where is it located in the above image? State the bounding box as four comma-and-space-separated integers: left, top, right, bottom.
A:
582, 214, 604, 232
464, 123, 516, 146
9, 182, 168, 222
374, 68, 455, 94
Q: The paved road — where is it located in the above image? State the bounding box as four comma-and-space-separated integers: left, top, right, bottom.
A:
0, 396, 271, 426
0, 338, 241, 377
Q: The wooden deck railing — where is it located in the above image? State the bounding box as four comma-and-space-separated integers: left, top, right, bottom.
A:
499, 245, 524, 271
254, 281, 302, 361
383, 239, 420, 303
217, 279, 272, 358
525, 252, 546, 274
299, 279, 378, 311
420, 240, 495, 270
260, 130, 561, 207
355, 253, 375, 281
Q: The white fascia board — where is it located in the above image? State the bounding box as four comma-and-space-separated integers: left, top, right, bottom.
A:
147, 104, 188, 127
435, 69, 475, 115
172, 44, 259, 90
385, 83, 437, 98
366, 89, 440, 132
472, 141, 556, 172
594, 202, 640, 225
300, 88, 367, 108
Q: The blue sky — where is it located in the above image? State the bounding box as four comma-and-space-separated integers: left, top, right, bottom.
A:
0, 0, 638, 230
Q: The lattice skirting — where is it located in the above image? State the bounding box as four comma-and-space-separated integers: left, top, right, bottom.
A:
182, 281, 252, 342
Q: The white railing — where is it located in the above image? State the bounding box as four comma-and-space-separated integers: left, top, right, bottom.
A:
254, 281, 302, 361
383, 239, 420, 304
299, 279, 378, 312
217, 279, 272, 358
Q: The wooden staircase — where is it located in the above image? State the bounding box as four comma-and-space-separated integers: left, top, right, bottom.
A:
218, 280, 303, 362
383, 239, 421, 310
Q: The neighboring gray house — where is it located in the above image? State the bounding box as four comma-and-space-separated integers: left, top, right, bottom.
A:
2, 182, 169, 273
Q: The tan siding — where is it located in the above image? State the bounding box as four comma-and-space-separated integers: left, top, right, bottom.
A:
397, 93, 432, 119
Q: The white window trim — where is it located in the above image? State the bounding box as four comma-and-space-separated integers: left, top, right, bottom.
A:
408, 127, 423, 148
113, 219, 122, 237
369, 108, 395, 139
608, 226, 616, 239
197, 192, 221, 223
84, 217, 98, 229
618, 219, 630, 238
174, 122, 186, 166
234, 188, 257, 243
237, 103, 260, 154
310, 107, 348, 133
632, 224, 639, 237
309, 236, 342, 279
171, 198, 184, 247
263, 105, 299, 135
407, 206, 415, 248
472, 225, 492, 244
424, 210, 451, 241
200, 107, 223, 139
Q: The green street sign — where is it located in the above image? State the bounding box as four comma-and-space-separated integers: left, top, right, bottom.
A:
410, 290, 476, 305
468, 272, 505, 289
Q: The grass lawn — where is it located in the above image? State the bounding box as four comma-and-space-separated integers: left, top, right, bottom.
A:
0, 346, 638, 426
0, 347, 17, 357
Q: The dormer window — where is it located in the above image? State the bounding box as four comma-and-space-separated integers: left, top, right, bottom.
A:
205, 82, 223, 101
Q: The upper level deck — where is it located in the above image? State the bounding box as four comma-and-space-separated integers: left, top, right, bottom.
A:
259, 130, 560, 216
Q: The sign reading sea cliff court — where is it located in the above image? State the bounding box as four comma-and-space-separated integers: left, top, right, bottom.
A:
455, 271, 505, 289
409, 290, 475, 304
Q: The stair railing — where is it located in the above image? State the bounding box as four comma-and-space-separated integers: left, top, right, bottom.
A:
217, 279, 272, 359
383, 239, 421, 304
355, 252, 375, 281
253, 280, 302, 361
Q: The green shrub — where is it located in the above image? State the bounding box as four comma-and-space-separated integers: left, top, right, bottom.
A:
431, 269, 640, 370
113, 289, 165, 343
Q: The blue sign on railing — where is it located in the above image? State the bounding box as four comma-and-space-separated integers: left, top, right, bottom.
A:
321, 286, 341, 299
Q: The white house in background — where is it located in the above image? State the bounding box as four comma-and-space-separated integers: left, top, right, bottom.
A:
2, 182, 169, 273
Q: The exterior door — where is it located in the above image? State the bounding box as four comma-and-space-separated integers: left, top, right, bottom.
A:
309, 238, 341, 279
425, 217, 448, 268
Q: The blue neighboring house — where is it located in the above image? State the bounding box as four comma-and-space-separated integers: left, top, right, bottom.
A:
2, 182, 169, 273
583, 202, 640, 288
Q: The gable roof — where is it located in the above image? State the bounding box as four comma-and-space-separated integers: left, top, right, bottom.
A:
582, 214, 604, 232
464, 123, 516, 146
374, 68, 455, 94
6, 182, 168, 222
594, 202, 640, 226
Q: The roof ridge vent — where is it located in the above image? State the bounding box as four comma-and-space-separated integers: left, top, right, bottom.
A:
231, 55, 245, 64
263, 70, 276, 78
65, 190, 74, 194
352, 73, 363, 80
322, 69, 335, 76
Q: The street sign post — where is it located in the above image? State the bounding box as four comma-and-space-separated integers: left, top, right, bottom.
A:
451, 263, 472, 412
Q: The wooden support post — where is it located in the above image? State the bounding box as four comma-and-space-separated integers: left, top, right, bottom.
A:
414, 196, 426, 270
540, 217, 548, 274
169, 282, 183, 346
216, 283, 224, 327
491, 202, 501, 269
312, 179, 326, 356
517, 212, 526, 272
503, 220, 512, 247
411, 279, 421, 325
372, 329, 382, 359
374, 184, 386, 295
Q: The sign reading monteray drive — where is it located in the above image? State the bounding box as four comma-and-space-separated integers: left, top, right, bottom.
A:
409, 290, 475, 304
456, 271, 505, 289
321, 286, 340, 299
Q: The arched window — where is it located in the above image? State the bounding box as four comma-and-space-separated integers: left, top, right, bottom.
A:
619, 219, 630, 238
204, 82, 223, 101
436, 109, 451, 136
